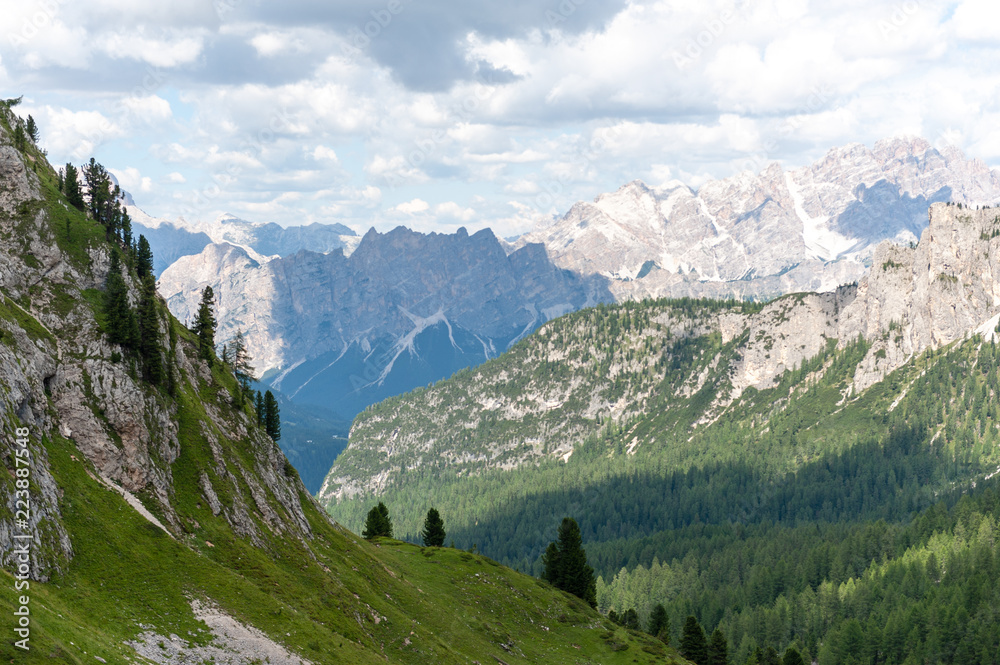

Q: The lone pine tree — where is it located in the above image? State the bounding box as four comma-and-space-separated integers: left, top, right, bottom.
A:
707, 627, 728, 665
420, 508, 446, 547
194, 286, 217, 366
136, 235, 154, 280
648, 603, 670, 643
542, 517, 597, 608
63, 163, 84, 211
362, 502, 393, 539
263, 390, 280, 442
255, 391, 265, 427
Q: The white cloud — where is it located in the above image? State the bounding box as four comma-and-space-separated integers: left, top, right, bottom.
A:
121, 95, 173, 126
365, 155, 429, 187
111, 166, 153, 193
251, 32, 290, 57
310, 145, 339, 162
33, 106, 124, 161
4, 0, 1000, 234
950, 0, 1000, 42
392, 198, 430, 215
99, 31, 205, 67
434, 201, 476, 222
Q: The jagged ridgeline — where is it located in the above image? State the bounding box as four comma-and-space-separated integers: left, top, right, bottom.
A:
323, 202, 1000, 662
0, 105, 688, 663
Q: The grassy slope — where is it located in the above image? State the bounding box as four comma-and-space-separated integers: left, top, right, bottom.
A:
1, 432, 682, 664
0, 107, 687, 664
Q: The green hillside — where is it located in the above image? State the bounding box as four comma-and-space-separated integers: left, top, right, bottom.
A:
0, 102, 686, 663
324, 266, 1000, 662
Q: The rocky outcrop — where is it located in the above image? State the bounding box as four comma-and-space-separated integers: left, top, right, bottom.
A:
0, 109, 315, 579
839, 202, 1000, 392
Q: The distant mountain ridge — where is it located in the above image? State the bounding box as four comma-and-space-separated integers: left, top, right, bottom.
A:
520, 136, 1000, 300
157, 225, 611, 422
129, 206, 359, 276
144, 136, 1000, 489
319, 201, 1000, 585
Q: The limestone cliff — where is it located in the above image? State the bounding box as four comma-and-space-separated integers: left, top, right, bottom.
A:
0, 106, 313, 581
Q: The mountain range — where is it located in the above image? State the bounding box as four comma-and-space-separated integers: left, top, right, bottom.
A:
142, 136, 1000, 490
519, 136, 1000, 300
321, 199, 1000, 664
0, 99, 674, 665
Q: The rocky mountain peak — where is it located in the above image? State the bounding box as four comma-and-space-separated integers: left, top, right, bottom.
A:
519, 136, 1000, 302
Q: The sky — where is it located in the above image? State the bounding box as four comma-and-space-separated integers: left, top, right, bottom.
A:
1, 0, 999, 237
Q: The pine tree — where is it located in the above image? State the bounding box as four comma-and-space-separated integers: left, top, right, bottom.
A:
362, 502, 392, 539
760, 645, 780, 665
420, 507, 446, 547
25, 115, 38, 143
543, 517, 596, 607
120, 208, 133, 248
782, 647, 804, 665
229, 331, 256, 403
64, 163, 84, 210
615, 608, 636, 630
542, 542, 560, 584
707, 628, 728, 665
103, 248, 136, 350
680, 616, 708, 665
12, 123, 26, 151
194, 286, 217, 366
255, 390, 265, 427
648, 603, 671, 643
136, 235, 154, 279
263, 390, 280, 441
137, 274, 163, 385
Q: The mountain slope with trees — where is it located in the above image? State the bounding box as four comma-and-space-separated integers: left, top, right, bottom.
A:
0, 101, 686, 664
323, 195, 1000, 662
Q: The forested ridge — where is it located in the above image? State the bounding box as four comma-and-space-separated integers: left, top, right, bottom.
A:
327, 292, 1000, 664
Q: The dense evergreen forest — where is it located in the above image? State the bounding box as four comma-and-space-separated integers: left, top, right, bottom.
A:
330, 294, 1000, 664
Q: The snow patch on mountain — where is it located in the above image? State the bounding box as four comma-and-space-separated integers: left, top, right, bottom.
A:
785, 171, 856, 261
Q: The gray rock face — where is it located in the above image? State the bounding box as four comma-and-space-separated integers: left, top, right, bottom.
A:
521, 137, 1000, 301
0, 111, 315, 579
158, 226, 612, 420
838, 202, 1000, 392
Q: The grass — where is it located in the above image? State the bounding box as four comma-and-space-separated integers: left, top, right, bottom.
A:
0, 431, 687, 664
0, 292, 56, 346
